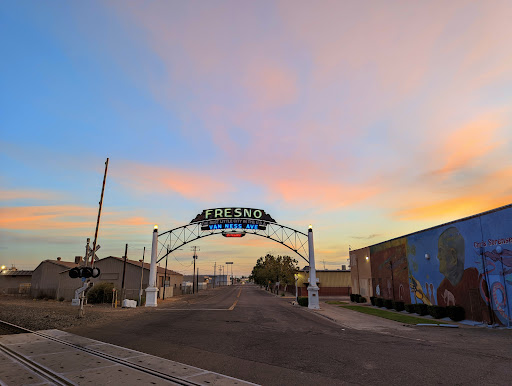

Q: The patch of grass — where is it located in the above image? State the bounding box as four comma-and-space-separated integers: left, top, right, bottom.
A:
325, 301, 349, 305
340, 305, 439, 325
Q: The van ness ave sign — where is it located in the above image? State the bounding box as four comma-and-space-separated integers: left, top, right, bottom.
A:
190, 208, 276, 223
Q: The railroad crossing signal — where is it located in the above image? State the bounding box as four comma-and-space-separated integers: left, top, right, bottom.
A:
86, 244, 101, 262
69, 266, 101, 279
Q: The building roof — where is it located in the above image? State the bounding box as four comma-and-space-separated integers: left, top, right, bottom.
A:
0, 270, 33, 276
34, 259, 79, 273
100, 256, 182, 276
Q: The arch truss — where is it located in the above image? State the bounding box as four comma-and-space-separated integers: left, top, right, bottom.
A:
155, 220, 309, 264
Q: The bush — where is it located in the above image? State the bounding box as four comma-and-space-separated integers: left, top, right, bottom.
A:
375, 298, 384, 307
415, 303, 429, 316
429, 305, 447, 319
446, 306, 465, 321
370, 296, 376, 306
393, 301, 405, 312
58, 297, 65, 302
404, 304, 415, 313
350, 294, 355, 302
384, 299, 393, 309
358, 296, 367, 303
297, 296, 308, 307
87, 282, 116, 304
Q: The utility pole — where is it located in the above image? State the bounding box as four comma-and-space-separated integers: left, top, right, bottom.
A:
213, 262, 216, 288
121, 244, 128, 302
138, 247, 145, 306
191, 246, 199, 294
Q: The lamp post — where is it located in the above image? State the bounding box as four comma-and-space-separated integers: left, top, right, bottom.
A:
145, 225, 159, 307
307, 224, 320, 309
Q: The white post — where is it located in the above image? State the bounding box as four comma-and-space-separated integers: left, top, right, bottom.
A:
307, 225, 320, 309
145, 225, 159, 307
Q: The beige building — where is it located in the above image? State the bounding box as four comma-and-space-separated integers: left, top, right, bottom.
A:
31, 258, 78, 299
349, 246, 373, 297
0, 269, 32, 295
57, 256, 183, 301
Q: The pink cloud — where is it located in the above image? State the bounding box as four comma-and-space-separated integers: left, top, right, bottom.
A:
111, 161, 234, 202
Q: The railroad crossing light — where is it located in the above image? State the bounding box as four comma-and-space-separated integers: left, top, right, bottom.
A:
69, 267, 101, 279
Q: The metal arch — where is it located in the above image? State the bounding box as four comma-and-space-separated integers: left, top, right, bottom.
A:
155, 220, 309, 264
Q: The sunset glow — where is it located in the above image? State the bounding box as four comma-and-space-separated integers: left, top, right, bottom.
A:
1, 1, 511, 275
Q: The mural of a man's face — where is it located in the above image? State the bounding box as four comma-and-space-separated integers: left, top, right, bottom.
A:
438, 227, 465, 286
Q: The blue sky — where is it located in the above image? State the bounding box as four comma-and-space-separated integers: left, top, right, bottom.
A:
1, 1, 511, 276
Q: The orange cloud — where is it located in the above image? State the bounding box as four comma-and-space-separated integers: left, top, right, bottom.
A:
0, 189, 63, 201
0, 205, 96, 230
394, 195, 512, 221
430, 119, 502, 176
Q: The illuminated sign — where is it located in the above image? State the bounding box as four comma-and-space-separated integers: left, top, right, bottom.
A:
192, 207, 275, 232
222, 232, 246, 238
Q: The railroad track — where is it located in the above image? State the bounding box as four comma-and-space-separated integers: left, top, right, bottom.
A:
0, 319, 217, 385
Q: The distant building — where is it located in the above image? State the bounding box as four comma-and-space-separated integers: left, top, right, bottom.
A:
31, 258, 78, 299
0, 269, 32, 295
295, 269, 351, 296
57, 256, 183, 301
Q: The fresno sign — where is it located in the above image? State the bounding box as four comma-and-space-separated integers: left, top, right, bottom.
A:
190, 208, 276, 231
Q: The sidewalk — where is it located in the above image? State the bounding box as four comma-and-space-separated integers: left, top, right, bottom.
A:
308, 301, 416, 333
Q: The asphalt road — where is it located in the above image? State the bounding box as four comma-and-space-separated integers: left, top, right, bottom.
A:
67, 284, 512, 385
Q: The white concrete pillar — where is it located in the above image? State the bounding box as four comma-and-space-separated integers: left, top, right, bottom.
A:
145, 225, 159, 307
307, 225, 320, 309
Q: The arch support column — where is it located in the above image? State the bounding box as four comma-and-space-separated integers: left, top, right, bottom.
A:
307, 225, 320, 309
145, 226, 159, 307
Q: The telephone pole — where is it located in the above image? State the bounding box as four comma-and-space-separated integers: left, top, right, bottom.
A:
213, 262, 216, 288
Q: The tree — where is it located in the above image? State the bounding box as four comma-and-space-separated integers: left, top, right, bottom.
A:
249, 254, 299, 293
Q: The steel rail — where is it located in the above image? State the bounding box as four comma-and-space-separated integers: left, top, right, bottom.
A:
0, 319, 200, 385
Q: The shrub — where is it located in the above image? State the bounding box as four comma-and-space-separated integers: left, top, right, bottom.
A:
446, 306, 465, 321
354, 294, 361, 303
415, 303, 429, 316
58, 297, 65, 302
358, 296, 367, 303
384, 299, 393, 309
404, 304, 415, 313
375, 298, 384, 307
370, 296, 376, 306
393, 301, 405, 312
350, 294, 355, 302
87, 282, 116, 304
429, 305, 447, 319
297, 296, 309, 307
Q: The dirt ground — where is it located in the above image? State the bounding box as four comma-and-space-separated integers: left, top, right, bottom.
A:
0, 295, 149, 331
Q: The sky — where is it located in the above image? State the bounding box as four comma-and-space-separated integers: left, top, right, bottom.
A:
1, 1, 511, 277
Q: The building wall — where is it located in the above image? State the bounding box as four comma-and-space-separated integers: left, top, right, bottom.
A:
370, 238, 410, 303
367, 204, 511, 326
296, 271, 351, 296
0, 274, 32, 295
31, 262, 66, 298
350, 247, 372, 297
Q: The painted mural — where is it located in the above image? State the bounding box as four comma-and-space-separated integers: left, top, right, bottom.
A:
370, 204, 511, 326
370, 237, 411, 304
